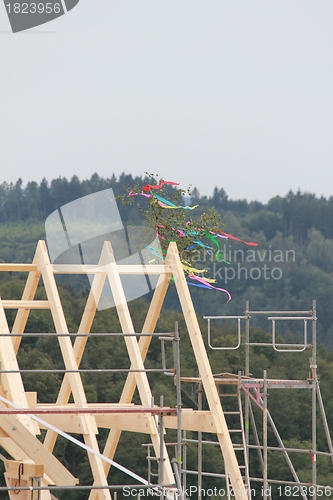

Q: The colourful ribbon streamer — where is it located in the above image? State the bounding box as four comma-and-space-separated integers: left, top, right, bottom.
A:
204, 231, 229, 262
187, 281, 231, 302
156, 223, 230, 263
218, 231, 258, 247
128, 191, 197, 210
153, 194, 198, 210
142, 180, 180, 192
127, 179, 258, 302
182, 263, 209, 276
187, 275, 232, 303
128, 191, 151, 199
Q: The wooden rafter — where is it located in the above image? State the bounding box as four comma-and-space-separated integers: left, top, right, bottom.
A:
0, 239, 247, 500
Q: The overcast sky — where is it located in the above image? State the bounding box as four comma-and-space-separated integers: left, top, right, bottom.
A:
1, 1, 332, 203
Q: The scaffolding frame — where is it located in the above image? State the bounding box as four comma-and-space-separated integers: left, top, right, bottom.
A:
179, 301, 333, 500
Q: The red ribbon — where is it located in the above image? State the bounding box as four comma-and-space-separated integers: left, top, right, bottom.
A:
218, 231, 258, 247
142, 180, 180, 192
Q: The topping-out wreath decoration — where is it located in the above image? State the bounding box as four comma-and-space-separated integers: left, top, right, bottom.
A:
119, 174, 257, 302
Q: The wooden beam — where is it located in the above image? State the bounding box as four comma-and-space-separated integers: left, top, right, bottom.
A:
89, 270, 171, 500
3, 301, 49, 309
0, 437, 32, 461
41, 414, 149, 434
4, 460, 44, 478
101, 242, 174, 485
52, 264, 171, 275
35, 410, 218, 434
43, 243, 109, 452
26, 392, 37, 408
36, 242, 92, 414
0, 264, 38, 272
0, 414, 77, 486
165, 242, 247, 499
36, 241, 111, 500
165, 410, 217, 433
0, 301, 36, 433
11, 246, 42, 353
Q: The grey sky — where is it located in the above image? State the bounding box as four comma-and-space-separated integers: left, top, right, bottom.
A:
1, 1, 332, 203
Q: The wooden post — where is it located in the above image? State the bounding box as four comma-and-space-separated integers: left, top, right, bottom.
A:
165, 243, 247, 499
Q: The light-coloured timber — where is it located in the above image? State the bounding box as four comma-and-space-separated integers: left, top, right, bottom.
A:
11, 247, 42, 353
102, 242, 175, 484
0, 264, 38, 272
52, 264, 171, 274
4, 460, 44, 478
2, 300, 49, 309
0, 303, 37, 431
0, 239, 246, 500
43, 243, 110, 453
4, 461, 49, 500
39, 410, 216, 434
89, 270, 173, 500
35, 240, 111, 500
0, 413, 77, 485
165, 242, 247, 498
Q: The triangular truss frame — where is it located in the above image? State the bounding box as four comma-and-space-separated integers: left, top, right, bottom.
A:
0, 240, 247, 500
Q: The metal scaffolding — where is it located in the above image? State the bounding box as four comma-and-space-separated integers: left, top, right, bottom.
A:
179, 300, 333, 499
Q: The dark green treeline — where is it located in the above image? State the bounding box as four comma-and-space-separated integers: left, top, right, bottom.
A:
2, 174, 333, 246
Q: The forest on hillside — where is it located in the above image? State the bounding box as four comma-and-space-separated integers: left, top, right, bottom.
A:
2, 174, 333, 244
1, 173, 333, 347
0, 173, 333, 498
